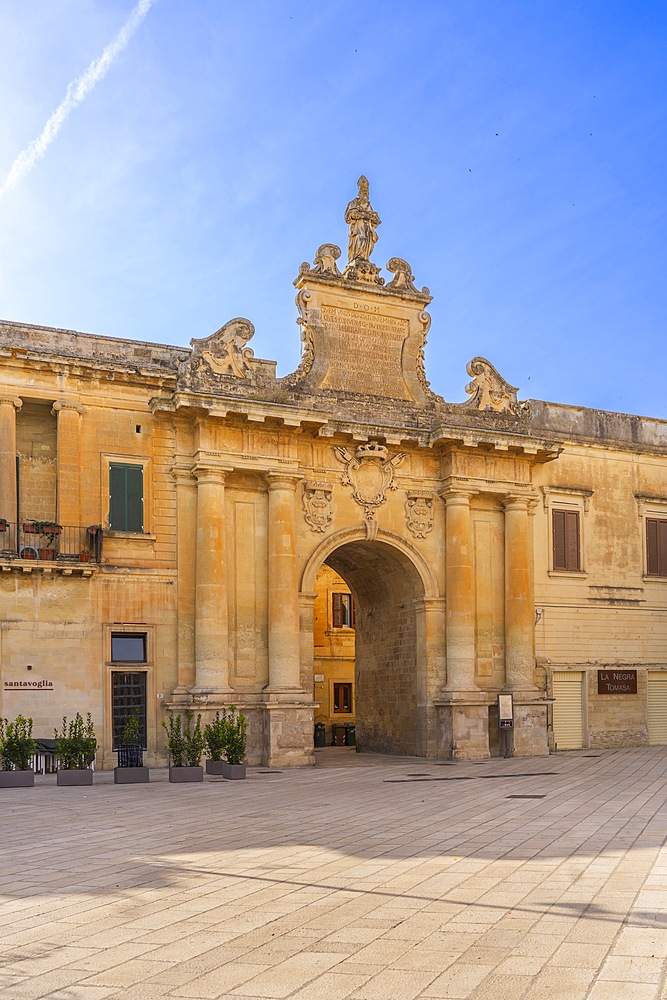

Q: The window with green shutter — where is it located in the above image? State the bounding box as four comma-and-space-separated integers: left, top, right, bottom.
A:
109, 463, 144, 532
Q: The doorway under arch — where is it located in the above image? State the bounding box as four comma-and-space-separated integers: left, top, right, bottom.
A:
309, 536, 431, 757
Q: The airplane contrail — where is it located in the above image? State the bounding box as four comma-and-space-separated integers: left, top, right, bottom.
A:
0, 0, 157, 199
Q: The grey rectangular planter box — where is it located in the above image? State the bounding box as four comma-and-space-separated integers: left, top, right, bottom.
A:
57, 769, 93, 786
169, 765, 203, 783
114, 767, 149, 783
205, 759, 226, 775
222, 762, 247, 780
0, 769, 34, 788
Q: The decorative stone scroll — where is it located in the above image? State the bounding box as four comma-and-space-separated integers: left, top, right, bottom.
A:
334, 440, 404, 521
302, 481, 333, 533
192, 318, 256, 379
385, 258, 418, 294
405, 491, 435, 539
464, 357, 526, 415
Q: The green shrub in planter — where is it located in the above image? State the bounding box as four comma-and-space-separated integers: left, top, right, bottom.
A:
0, 715, 36, 786
224, 706, 247, 765
0, 714, 36, 771
55, 713, 96, 770
163, 711, 205, 781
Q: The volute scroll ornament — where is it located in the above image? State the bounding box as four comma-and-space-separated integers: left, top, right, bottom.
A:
194, 318, 256, 380
405, 491, 435, 539
334, 440, 404, 522
464, 357, 528, 415
302, 481, 333, 533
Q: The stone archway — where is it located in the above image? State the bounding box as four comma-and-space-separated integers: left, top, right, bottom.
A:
302, 528, 443, 758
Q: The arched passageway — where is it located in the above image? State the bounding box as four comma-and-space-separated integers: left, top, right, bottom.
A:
319, 539, 427, 757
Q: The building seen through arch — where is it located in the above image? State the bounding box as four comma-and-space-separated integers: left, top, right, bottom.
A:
1, 178, 667, 766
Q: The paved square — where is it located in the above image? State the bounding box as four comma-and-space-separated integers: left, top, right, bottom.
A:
1, 747, 667, 999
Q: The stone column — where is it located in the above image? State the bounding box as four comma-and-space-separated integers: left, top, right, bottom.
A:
503, 494, 548, 756
52, 401, 83, 528
265, 473, 303, 692
192, 465, 232, 696
0, 397, 21, 523
503, 495, 537, 691
443, 489, 477, 691
172, 466, 198, 697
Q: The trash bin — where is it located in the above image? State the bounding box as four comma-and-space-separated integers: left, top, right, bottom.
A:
314, 723, 326, 748
344, 724, 356, 747
332, 724, 347, 746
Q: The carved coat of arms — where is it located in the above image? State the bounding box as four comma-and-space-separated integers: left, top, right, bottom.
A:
334, 441, 404, 522
405, 491, 435, 539
302, 481, 333, 533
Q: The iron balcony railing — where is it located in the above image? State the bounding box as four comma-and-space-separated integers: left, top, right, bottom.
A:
0, 522, 103, 563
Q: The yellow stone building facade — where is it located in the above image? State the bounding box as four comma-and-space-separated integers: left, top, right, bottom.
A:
1, 178, 666, 767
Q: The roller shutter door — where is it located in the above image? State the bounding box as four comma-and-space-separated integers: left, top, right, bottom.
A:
648, 672, 667, 745
553, 671, 584, 750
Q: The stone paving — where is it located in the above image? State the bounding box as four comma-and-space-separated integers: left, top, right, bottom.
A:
1, 746, 667, 1000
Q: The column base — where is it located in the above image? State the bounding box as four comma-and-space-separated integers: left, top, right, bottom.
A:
262, 702, 315, 767
435, 694, 491, 761
510, 698, 550, 757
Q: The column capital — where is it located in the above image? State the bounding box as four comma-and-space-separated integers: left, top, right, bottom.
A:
439, 486, 478, 506
191, 464, 231, 485
51, 400, 84, 415
0, 397, 22, 411
264, 471, 302, 492
171, 464, 197, 485
502, 493, 538, 512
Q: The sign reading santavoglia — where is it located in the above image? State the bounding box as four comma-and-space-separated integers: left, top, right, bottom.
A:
4, 680, 54, 690
597, 670, 637, 695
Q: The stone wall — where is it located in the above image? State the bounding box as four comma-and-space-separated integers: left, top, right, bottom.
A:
16, 402, 57, 522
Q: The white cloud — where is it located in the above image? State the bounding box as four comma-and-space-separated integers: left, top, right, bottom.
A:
0, 0, 156, 200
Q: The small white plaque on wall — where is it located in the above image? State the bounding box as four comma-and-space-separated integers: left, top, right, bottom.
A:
314, 674, 325, 682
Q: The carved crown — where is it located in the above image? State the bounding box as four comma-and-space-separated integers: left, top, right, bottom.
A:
356, 440, 388, 460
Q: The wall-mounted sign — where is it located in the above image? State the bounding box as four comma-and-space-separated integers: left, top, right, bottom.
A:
597, 670, 637, 695
4, 679, 54, 691
498, 693, 514, 729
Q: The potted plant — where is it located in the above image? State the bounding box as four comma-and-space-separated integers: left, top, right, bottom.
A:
55, 712, 96, 785
222, 705, 248, 780
37, 521, 62, 560
79, 548, 91, 562
0, 517, 8, 533
22, 521, 39, 534
114, 713, 149, 784
0, 714, 36, 787
204, 710, 229, 775
163, 711, 205, 782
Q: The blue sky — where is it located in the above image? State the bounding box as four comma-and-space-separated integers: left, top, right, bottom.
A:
1, 1, 666, 417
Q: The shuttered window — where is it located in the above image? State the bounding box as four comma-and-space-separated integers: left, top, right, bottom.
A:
332, 592, 355, 628
646, 518, 667, 577
648, 672, 667, 745
552, 671, 584, 750
109, 463, 144, 532
553, 509, 580, 571
333, 683, 353, 713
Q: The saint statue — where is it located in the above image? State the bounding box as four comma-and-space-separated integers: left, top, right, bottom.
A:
345, 175, 381, 263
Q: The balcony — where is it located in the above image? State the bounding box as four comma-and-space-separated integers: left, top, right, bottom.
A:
0, 522, 103, 576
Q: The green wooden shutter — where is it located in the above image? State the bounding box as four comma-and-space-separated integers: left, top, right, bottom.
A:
109, 463, 143, 532
125, 465, 144, 532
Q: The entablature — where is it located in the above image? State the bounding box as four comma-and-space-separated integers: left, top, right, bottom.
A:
150, 391, 331, 431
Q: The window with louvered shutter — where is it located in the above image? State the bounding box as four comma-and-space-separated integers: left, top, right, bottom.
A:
332, 592, 354, 628
109, 463, 144, 532
552, 509, 580, 571
647, 518, 667, 576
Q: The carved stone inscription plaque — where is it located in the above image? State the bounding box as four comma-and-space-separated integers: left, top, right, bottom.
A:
320, 304, 411, 398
